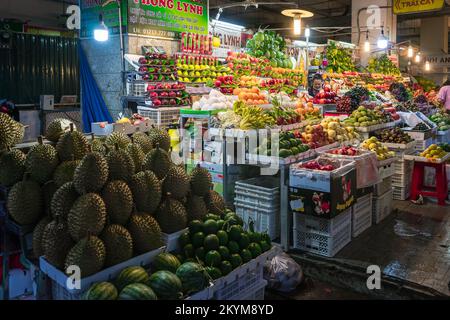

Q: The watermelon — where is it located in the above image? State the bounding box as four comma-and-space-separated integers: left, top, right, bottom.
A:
188, 220, 203, 234
230, 254, 243, 269
203, 219, 218, 234
176, 262, 208, 294
204, 234, 219, 251
178, 231, 191, 248
147, 270, 183, 300
205, 267, 222, 280
118, 283, 157, 300
228, 225, 243, 242
248, 243, 262, 258
219, 261, 232, 275
192, 232, 205, 248
260, 241, 271, 252
204, 214, 220, 221
184, 244, 195, 258
227, 241, 240, 254
240, 249, 252, 263
205, 250, 221, 267
218, 246, 230, 260
194, 246, 206, 261
152, 253, 181, 274
216, 219, 225, 230
83, 282, 118, 300
238, 233, 250, 249
216, 230, 228, 246
115, 266, 150, 291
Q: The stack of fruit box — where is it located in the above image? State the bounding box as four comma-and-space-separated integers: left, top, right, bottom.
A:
289, 158, 356, 257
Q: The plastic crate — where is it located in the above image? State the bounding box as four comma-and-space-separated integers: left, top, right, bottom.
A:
235, 177, 280, 197
234, 200, 279, 240
235, 280, 267, 300
137, 106, 183, 128
162, 228, 188, 253
210, 247, 278, 300
41, 247, 165, 300
372, 189, 393, 224
414, 138, 434, 152
293, 208, 351, 236
292, 209, 352, 257
392, 185, 411, 201
126, 81, 147, 96
378, 162, 395, 180
234, 187, 279, 210
391, 170, 412, 187
352, 193, 373, 237
393, 159, 414, 173
374, 177, 392, 196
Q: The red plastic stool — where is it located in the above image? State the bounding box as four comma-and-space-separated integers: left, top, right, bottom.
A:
410, 161, 448, 206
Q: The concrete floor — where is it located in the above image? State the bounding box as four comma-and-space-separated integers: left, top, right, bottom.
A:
335, 199, 450, 296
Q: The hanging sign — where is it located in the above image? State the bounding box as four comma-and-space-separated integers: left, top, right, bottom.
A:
80, 0, 128, 38
393, 0, 444, 15
127, 0, 208, 38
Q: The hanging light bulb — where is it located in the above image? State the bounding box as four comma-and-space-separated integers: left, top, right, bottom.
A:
407, 45, 414, 58
94, 14, 109, 42
305, 26, 310, 38
364, 31, 370, 52
377, 27, 388, 49
415, 52, 421, 63
293, 14, 302, 35
425, 61, 430, 71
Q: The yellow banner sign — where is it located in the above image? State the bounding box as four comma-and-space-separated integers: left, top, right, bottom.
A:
393, 0, 444, 15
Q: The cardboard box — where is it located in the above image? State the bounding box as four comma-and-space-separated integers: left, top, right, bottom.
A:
289, 168, 356, 219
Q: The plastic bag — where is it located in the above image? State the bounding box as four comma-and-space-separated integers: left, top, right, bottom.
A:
264, 253, 304, 293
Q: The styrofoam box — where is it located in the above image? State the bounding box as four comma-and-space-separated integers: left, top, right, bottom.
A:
352, 193, 373, 238
41, 247, 165, 300
235, 200, 280, 240
374, 177, 392, 196
162, 228, 188, 253
372, 189, 393, 224
293, 209, 352, 257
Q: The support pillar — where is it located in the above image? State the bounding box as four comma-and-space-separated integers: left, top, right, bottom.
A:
351, 0, 397, 66
420, 16, 448, 84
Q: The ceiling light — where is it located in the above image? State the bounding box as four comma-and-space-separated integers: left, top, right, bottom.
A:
364, 31, 370, 52
407, 45, 414, 58
94, 14, 108, 42
425, 61, 430, 71
281, 9, 313, 37
415, 52, 421, 63
377, 27, 388, 49
305, 26, 310, 38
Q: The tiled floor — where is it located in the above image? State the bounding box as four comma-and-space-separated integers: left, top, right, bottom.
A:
335, 199, 450, 296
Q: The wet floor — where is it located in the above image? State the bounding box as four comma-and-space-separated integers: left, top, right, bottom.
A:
335, 199, 450, 296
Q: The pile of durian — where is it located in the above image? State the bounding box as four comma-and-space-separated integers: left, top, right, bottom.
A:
0, 117, 224, 278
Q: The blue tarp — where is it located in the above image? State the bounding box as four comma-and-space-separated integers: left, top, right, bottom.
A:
79, 45, 113, 133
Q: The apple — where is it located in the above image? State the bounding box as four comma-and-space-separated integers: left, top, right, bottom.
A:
214, 80, 222, 88
155, 83, 164, 90
160, 92, 169, 97
176, 91, 182, 97
161, 99, 169, 105
153, 99, 162, 107
149, 92, 158, 99
169, 98, 177, 105
319, 99, 326, 104
138, 57, 148, 65
169, 91, 176, 98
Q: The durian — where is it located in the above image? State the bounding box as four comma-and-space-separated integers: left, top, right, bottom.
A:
0, 148, 26, 187
205, 190, 225, 216
7, 176, 43, 225
155, 195, 188, 234
65, 236, 106, 277
42, 217, 74, 269
53, 160, 80, 188
25, 136, 59, 184
67, 193, 107, 241
73, 152, 109, 194
46, 118, 76, 143
0, 113, 24, 150
90, 134, 107, 155
56, 125, 89, 161
132, 132, 153, 154
102, 180, 133, 226
105, 132, 131, 150
32, 215, 52, 259
106, 146, 135, 182
127, 213, 163, 254
50, 182, 78, 221
126, 143, 145, 172
142, 145, 171, 180
129, 171, 161, 214
147, 127, 170, 152
162, 165, 190, 200
100, 224, 133, 267
190, 165, 212, 197
186, 194, 208, 221
42, 180, 57, 216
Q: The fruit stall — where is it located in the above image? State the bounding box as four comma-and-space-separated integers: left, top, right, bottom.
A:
2, 21, 450, 301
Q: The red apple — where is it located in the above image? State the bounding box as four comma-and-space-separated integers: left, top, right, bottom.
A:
153, 99, 161, 107
169, 99, 177, 105
214, 80, 222, 88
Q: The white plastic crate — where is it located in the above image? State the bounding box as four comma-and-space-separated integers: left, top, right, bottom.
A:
372, 189, 393, 224
393, 159, 414, 174
234, 200, 279, 240
352, 193, 373, 237
126, 81, 147, 96
235, 280, 267, 300
374, 177, 392, 196
378, 162, 395, 180
293, 208, 351, 236
41, 247, 165, 300
292, 209, 352, 257
162, 228, 188, 253
235, 177, 279, 197
391, 170, 412, 187
392, 185, 411, 200
210, 247, 278, 300
234, 187, 279, 210
414, 138, 434, 152
137, 106, 183, 128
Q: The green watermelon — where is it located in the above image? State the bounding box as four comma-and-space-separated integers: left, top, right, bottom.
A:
227, 241, 240, 254
218, 246, 230, 260
219, 261, 232, 275
260, 241, 271, 252
152, 253, 181, 274
230, 254, 243, 269
216, 230, 228, 246
118, 283, 157, 300
192, 232, 205, 248
240, 249, 253, 263
188, 220, 203, 234
205, 267, 222, 280
115, 266, 150, 291
204, 234, 220, 251
83, 282, 118, 300
204, 214, 220, 221
203, 219, 218, 234
248, 243, 262, 258
176, 262, 208, 294
194, 246, 206, 261
228, 225, 243, 242
178, 231, 191, 248
147, 270, 183, 300
205, 250, 221, 267
238, 233, 250, 249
